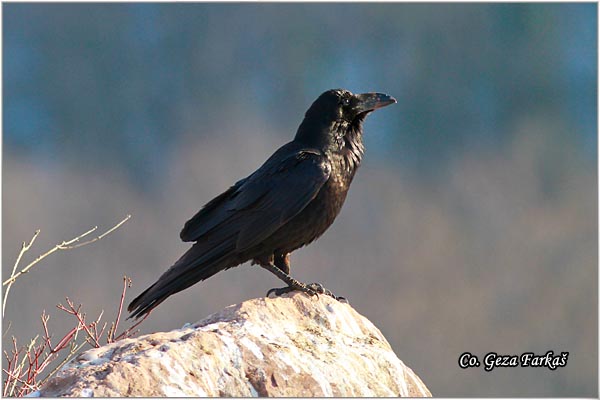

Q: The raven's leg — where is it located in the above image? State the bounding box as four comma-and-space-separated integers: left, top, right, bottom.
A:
266, 254, 347, 302
274, 253, 290, 275
253, 254, 317, 297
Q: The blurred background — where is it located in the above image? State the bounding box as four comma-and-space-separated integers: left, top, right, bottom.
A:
3, 3, 597, 396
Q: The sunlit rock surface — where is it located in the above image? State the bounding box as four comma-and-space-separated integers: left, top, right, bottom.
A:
39, 293, 431, 397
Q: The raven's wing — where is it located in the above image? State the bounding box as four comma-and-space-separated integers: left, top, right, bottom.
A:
180, 149, 331, 251
180, 177, 248, 242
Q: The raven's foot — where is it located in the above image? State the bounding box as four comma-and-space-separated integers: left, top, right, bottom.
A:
258, 261, 318, 298
257, 261, 347, 302
266, 283, 318, 298
267, 282, 348, 303
306, 282, 349, 303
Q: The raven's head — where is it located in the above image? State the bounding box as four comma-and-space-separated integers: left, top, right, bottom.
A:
295, 89, 396, 150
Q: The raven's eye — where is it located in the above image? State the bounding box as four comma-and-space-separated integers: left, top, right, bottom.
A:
341, 98, 351, 107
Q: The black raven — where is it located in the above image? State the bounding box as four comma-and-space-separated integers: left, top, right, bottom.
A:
128, 89, 396, 319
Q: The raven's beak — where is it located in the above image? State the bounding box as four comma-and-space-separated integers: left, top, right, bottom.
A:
354, 92, 397, 113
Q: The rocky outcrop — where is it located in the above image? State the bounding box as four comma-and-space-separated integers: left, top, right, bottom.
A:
39, 293, 431, 397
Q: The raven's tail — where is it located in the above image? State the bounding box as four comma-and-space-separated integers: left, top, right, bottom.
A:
127, 239, 238, 319
126, 281, 171, 320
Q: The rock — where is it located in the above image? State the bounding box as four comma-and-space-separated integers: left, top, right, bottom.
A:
39, 293, 431, 397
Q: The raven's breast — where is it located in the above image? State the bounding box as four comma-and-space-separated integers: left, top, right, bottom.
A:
262, 157, 358, 255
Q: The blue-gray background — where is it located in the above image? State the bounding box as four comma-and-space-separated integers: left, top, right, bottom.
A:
3, 3, 597, 396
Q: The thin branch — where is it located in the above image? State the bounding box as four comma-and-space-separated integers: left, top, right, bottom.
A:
2, 231, 40, 317
59, 215, 131, 250
37, 340, 87, 389
113, 312, 150, 342
3, 368, 36, 392
40, 311, 52, 349
51, 327, 78, 354
3, 256, 149, 396
56, 299, 103, 348
7, 336, 38, 397
3, 320, 12, 338
2, 215, 131, 288
3, 339, 19, 397
2, 226, 97, 287
108, 276, 131, 343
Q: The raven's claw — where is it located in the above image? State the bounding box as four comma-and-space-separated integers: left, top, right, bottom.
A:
267, 282, 348, 303
266, 283, 318, 298
305, 282, 348, 302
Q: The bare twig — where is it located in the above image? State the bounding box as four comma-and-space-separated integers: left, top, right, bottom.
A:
2, 215, 131, 288
3, 338, 19, 397
37, 340, 87, 388
2, 227, 96, 287
51, 327, 79, 354
6, 336, 38, 397
2, 287, 142, 397
56, 299, 103, 348
3, 368, 36, 394
2, 217, 151, 397
3, 320, 13, 338
59, 215, 131, 250
2, 230, 40, 317
108, 276, 131, 343
40, 311, 51, 349
113, 312, 150, 342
